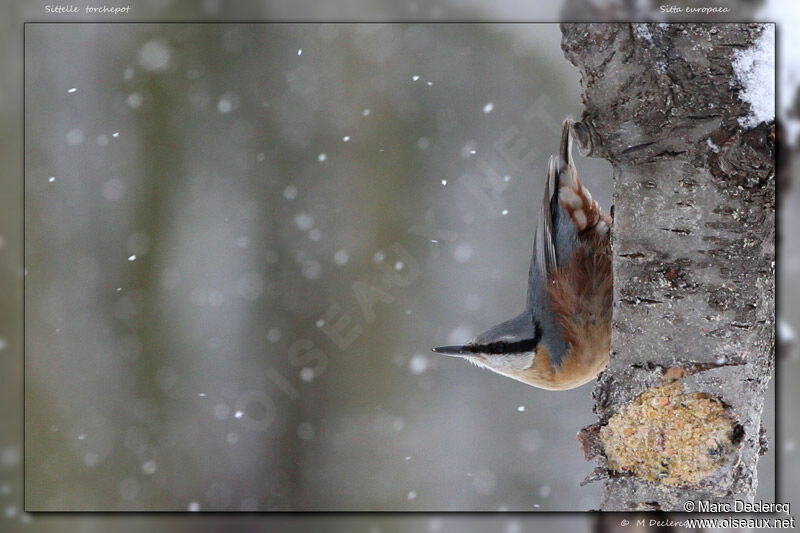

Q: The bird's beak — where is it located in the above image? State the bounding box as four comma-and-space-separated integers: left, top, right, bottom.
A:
432, 345, 471, 357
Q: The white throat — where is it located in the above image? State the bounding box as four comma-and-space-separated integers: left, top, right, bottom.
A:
470, 351, 536, 373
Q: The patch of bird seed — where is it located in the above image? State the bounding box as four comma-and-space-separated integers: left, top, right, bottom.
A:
599, 381, 737, 486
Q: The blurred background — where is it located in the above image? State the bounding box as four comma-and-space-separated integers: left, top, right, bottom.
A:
1, 0, 793, 531
25, 21, 615, 511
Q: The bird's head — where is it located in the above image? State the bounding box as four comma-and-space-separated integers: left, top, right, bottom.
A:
433, 313, 543, 376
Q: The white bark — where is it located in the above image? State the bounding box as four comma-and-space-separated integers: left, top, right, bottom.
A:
562, 23, 775, 511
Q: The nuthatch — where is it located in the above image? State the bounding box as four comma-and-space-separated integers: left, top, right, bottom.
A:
433, 119, 612, 390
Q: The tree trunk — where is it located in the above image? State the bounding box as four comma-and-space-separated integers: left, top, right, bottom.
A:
562, 23, 775, 511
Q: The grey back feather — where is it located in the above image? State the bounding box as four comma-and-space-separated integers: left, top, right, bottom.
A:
526, 155, 577, 368
533, 156, 559, 281
475, 122, 580, 369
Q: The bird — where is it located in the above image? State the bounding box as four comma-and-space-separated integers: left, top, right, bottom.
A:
432, 119, 613, 390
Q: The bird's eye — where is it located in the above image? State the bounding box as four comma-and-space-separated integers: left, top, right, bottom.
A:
472, 338, 540, 354
472, 322, 542, 354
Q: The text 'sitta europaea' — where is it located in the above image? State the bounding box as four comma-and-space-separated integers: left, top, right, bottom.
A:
433, 119, 613, 390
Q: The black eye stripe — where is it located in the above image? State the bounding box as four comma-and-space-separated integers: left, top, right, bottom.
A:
467, 322, 542, 354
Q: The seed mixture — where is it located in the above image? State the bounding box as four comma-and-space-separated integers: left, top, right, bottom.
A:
599, 381, 737, 486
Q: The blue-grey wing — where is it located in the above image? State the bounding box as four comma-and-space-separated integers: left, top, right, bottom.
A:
527, 155, 579, 309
